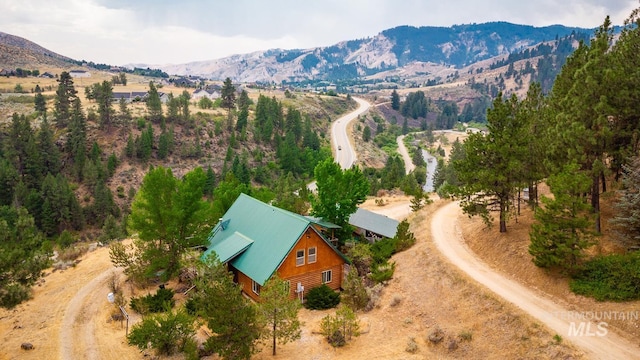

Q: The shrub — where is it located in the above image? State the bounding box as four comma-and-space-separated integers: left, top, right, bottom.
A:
130, 287, 175, 314
570, 252, 640, 301
370, 260, 395, 283
459, 331, 473, 341
370, 238, 396, 265
394, 220, 416, 252
305, 284, 340, 310
320, 305, 360, 347
57, 230, 75, 249
341, 268, 369, 311
406, 337, 418, 353
127, 309, 196, 356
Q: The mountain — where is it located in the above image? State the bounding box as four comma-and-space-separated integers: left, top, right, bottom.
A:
0, 31, 75, 68
157, 22, 591, 83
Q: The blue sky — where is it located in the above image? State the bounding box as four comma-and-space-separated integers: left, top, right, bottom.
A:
0, 0, 636, 65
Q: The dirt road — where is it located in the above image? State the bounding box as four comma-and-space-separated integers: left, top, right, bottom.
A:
431, 201, 640, 360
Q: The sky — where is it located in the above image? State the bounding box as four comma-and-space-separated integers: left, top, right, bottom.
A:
0, 0, 637, 66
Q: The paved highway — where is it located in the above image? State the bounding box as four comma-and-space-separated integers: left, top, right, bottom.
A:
331, 97, 371, 169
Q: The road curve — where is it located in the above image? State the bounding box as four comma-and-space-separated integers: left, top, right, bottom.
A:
431, 201, 640, 360
331, 97, 370, 169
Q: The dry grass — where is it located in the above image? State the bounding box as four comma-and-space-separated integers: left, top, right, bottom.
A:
0, 198, 585, 360
460, 191, 640, 341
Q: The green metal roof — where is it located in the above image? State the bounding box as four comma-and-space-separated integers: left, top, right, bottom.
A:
304, 216, 342, 229
349, 208, 399, 239
205, 193, 346, 286
202, 231, 253, 263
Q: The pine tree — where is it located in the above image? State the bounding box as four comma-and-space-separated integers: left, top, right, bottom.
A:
454, 93, 527, 232
610, 156, 640, 250
221, 77, 236, 116
96, 80, 115, 130
193, 256, 261, 360
0, 207, 51, 308
362, 125, 371, 142
67, 98, 87, 180
146, 82, 163, 123
34, 86, 46, 115
118, 97, 131, 127
391, 89, 400, 110
529, 163, 595, 272
53, 71, 77, 128
258, 275, 301, 356
37, 116, 61, 177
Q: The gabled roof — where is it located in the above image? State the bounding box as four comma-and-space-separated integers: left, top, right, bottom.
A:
349, 208, 400, 239
204, 193, 346, 285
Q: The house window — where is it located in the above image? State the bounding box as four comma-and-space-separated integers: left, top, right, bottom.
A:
308, 247, 317, 263
252, 280, 261, 295
296, 249, 305, 266
322, 270, 332, 284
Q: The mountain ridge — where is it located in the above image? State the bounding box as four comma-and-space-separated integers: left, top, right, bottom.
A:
151, 22, 592, 82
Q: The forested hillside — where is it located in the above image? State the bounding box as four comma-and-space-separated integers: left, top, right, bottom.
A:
0, 72, 357, 307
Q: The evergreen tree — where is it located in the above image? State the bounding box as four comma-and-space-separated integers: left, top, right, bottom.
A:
96, 80, 115, 129
0, 207, 51, 308
165, 92, 179, 124
37, 116, 61, 177
34, 86, 46, 115
146, 82, 163, 123
340, 268, 369, 311
67, 98, 87, 180
53, 71, 77, 128
362, 125, 371, 142
192, 255, 261, 360
610, 156, 640, 250
179, 90, 190, 122
117, 97, 131, 127
0, 158, 19, 206
391, 89, 400, 111
529, 163, 595, 272
258, 275, 302, 356
547, 18, 614, 233
454, 93, 527, 232
220, 77, 236, 115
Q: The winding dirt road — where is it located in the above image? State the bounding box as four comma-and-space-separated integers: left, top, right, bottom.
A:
431, 201, 640, 360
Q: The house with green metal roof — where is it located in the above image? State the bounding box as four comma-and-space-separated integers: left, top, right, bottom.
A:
204, 193, 349, 302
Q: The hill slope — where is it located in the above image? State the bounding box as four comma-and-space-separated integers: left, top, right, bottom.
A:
0, 31, 74, 69
156, 22, 591, 82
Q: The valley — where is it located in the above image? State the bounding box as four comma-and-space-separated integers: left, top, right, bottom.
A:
1, 10, 640, 360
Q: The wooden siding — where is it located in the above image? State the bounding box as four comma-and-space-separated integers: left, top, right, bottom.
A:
231, 226, 346, 301
276, 227, 345, 299
235, 268, 260, 302
283, 264, 343, 300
